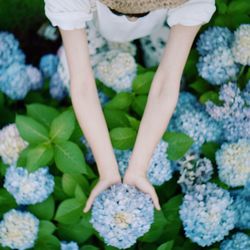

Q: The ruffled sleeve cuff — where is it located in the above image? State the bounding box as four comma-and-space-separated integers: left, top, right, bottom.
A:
167, 0, 216, 27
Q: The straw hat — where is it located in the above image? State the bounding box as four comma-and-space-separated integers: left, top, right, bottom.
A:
99, 0, 188, 14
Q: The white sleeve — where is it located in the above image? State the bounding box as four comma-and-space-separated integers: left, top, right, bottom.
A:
167, 0, 216, 27
44, 0, 93, 30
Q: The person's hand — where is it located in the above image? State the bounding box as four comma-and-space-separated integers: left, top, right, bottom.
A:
123, 169, 161, 210
83, 174, 121, 213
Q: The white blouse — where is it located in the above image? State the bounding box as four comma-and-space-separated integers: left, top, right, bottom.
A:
44, 0, 216, 42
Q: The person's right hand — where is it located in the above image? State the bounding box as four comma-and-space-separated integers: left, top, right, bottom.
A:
83, 174, 121, 213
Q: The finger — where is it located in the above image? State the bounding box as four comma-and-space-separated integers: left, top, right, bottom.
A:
147, 187, 161, 211
83, 186, 100, 213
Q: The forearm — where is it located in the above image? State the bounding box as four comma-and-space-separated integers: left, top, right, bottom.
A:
71, 80, 120, 179
127, 24, 201, 175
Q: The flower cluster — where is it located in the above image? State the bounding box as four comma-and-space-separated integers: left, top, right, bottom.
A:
230, 180, 250, 230
232, 24, 250, 66
4, 165, 54, 205
60, 241, 79, 250
168, 92, 222, 152
0, 32, 43, 100
0, 209, 39, 250
196, 26, 243, 85
90, 183, 154, 249
205, 81, 250, 142
0, 123, 28, 166
39, 54, 59, 78
174, 150, 214, 193
215, 138, 250, 187
179, 183, 236, 247
220, 232, 250, 250
115, 139, 173, 186
95, 50, 137, 93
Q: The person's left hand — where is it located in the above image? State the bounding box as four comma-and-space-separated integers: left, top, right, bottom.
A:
123, 169, 161, 210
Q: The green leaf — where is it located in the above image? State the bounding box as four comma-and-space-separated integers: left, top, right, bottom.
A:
0, 189, 17, 215
199, 91, 223, 105
140, 210, 167, 243
16, 115, 49, 145
104, 92, 134, 110
80, 245, 100, 250
54, 176, 68, 201
110, 127, 137, 149
34, 235, 60, 250
163, 132, 193, 160
49, 109, 75, 142
26, 144, 54, 171
132, 72, 155, 94
137, 63, 148, 74
227, 0, 250, 14
162, 194, 183, 240
16, 145, 30, 167
103, 108, 130, 130
54, 198, 83, 224
28, 195, 55, 220
201, 142, 220, 163
157, 241, 174, 250
125, 114, 140, 131
62, 173, 89, 197
75, 185, 87, 203
54, 141, 88, 175
189, 79, 212, 95
131, 95, 148, 116
38, 220, 56, 237
58, 214, 94, 244
26, 103, 59, 128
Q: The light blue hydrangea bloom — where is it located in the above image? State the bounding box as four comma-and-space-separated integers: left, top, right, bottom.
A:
230, 180, 250, 230
60, 241, 79, 250
205, 82, 250, 142
179, 182, 236, 247
26, 65, 43, 90
197, 47, 240, 85
196, 26, 233, 56
49, 72, 68, 100
4, 165, 54, 205
174, 151, 213, 193
0, 209, 39, 250
39, 54, 59, 78
115, 139, 173, 186
169, 93, 222, 153
220, 232, 250, 250
215, 138, 250, 187
0, 63, 30, 100
0, 32, 25, 71
90, 183, 154, 249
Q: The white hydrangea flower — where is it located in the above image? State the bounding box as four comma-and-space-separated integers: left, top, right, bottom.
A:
232, 24, 250, 66
0, 209, 39, 250
0, 123, 28, 166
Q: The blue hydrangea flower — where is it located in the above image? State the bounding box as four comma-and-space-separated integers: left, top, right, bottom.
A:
49, 72, 68, 101
215, 139, 250, 187
60, 241, 79, 250
0, 32, 25, 71
4, 165, 55, 205
196, 26, 233, 56
39, 54, 59, 78
230, 179, 250, 230
205, 82, 250, 142
90, 183, 154, 249
0, 63, 30, 100
115, 139, 173, 186
26, 65, 43, 90
232, 24, 250, 66
220, 232, 250, 250
169, 94, 222, 153
197, 47, 240, 85
179, 182, 236, 247
0, 209, 39, 250
174, 151, 213, 193
95, 50, 137, 93
0, 123, 28, 166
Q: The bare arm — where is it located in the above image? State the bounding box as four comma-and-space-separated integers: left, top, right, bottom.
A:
59, 28, 121, 211
124, 24, 202, 209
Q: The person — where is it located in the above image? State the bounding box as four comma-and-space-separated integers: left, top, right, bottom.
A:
43, 0, 216, 213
